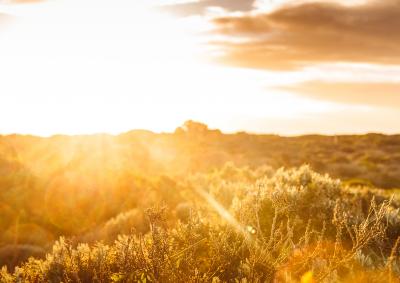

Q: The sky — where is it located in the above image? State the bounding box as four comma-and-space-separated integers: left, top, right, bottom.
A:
0, 0, 399, 136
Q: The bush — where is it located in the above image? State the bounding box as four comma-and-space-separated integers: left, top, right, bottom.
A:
1, 167, 400, 282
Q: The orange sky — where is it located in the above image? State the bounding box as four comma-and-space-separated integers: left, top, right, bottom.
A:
0, 0, 399, 136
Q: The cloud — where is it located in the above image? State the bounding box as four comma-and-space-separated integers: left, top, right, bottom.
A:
160, 0, 255, 17
211, 0, 400, 70
281, 81, 400, 108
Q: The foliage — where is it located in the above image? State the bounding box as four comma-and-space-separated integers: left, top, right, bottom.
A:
0, 165, 399, 282
0, 123, 400, 281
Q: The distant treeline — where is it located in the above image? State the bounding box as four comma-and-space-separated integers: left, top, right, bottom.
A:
2, 120, 399, 188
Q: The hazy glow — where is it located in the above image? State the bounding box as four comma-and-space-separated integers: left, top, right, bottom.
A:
0, 0, 399, 135
0, 0, 332, 136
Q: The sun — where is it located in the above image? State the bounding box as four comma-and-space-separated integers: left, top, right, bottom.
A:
0, 0, 342, 136
0, 0, 207, 135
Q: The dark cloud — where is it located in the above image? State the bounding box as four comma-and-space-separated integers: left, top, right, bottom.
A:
212, 0, 400, 70
160, 0, 255, 17
281, 81, 400, 108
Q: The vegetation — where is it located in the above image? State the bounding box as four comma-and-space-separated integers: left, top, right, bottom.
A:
0, 122, 399, 282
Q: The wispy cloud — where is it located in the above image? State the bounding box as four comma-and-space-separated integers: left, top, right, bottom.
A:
280, 81, 400, 108
160, 0, 255, 17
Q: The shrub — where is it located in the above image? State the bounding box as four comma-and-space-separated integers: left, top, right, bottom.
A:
1, 167, 400, 282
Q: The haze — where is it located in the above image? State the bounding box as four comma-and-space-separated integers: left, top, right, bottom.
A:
0, 0, 399, 136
